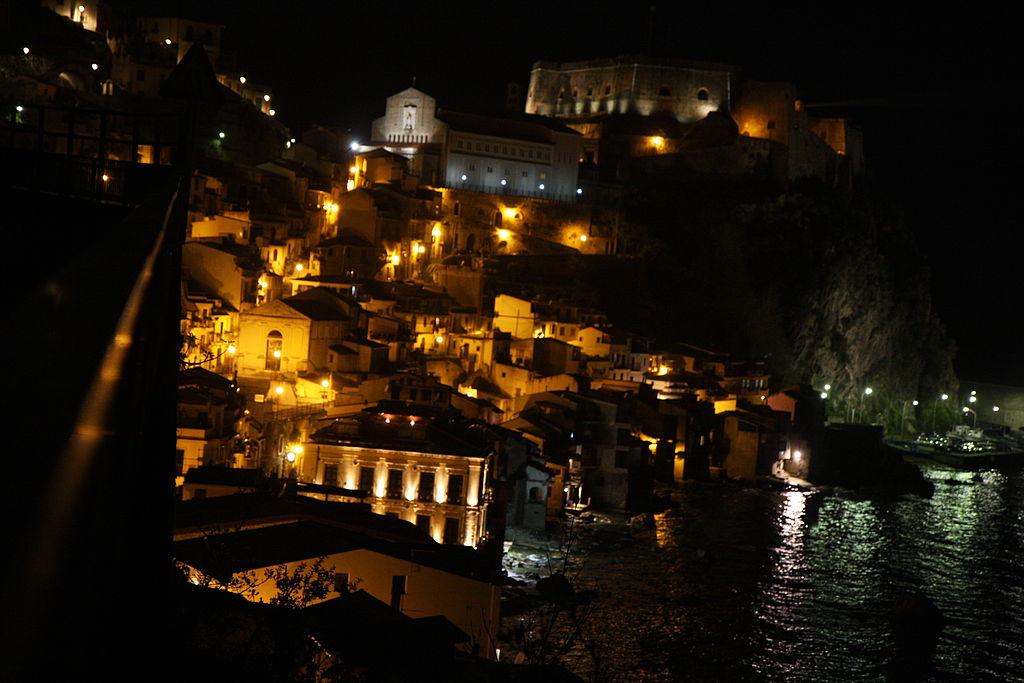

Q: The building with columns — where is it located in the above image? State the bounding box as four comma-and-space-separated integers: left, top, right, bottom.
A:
304, 403, 492, 547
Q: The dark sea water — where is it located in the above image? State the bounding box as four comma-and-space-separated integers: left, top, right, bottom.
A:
560, 465, 1024, 682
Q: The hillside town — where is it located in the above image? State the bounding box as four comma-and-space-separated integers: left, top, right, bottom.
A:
6, 2, 981, 679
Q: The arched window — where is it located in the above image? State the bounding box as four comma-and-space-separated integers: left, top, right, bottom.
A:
528, 486, 544, 502
697, 88, 709, 101
493, 211, 502, 228
465, 233, 476, 252
265, 330, 282, 371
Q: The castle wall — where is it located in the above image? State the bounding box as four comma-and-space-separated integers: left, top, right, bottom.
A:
526, 56, 734, 124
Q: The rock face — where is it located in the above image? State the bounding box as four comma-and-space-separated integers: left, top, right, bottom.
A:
613, 172, 957, 427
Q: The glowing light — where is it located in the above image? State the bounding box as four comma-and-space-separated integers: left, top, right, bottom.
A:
227, 344, 237, 354
793, 450, 802, 461
15, 105, 23, 112
164, 38, 172, 45
321, 379, 330, 388
275, 385, 284, 395
384, 417, 391, 424
760, 395, 767, 401
649, 135, 665, 149
941, 393, 949, 400
290, 138, 296, 144
823, 383, 831, 391
263, 94, 271, 102
970, 390, 977, 396
91, 63, 98, 71
293, 445, 304, 454
460, 174, 467, 181
431, 225, 442, 238
497, 229, 511, 241
576, 188, 583, 195
390, 254, 400, 266
864, 387, 873, 396
101, 173, 109, 182
993, 405, 1000, 412
538, 183, 545, 190
272, 349, 282, 358
658, 365, 669, 375
962, 406, 969, 413
218, 131, 225, 139
820, 391, 828, 399
500, 178, 507, 186
239, 76, 247, 84
349, 141, 359, 150
409, 420, 416, 427
268, 109, 276, 116
285, 451, 296, 463
78, 4, 85, 11
294, 263, 304, 272
435, 335, 444, 344
969, 395, 977, 403
22, 47, 30, 55
417, 244, 426, 254
502, 207, 518, 219
258, 277, 268, 289
349, 165, 357, 174
579, 234, 588, 242
912, 399, 919, 406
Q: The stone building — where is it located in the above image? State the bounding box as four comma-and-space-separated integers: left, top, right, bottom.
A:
304, 405, 493, 547
525, 55, 735, 124
369, 87, 582, 202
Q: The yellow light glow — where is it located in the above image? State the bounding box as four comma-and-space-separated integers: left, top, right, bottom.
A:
658, 365, 669, 375
502, 208, 518, 220
258, 277, 268, 289
321, 378, 330, 388
579, 234, 588, 242
435, 335, 444, 344
390, 254, 401, 266
285, 451, 296, 463
417, 244, 426, 254
346, 179, 355, 191
294, 263, 304, 272
349, 166, 357, 174
273, 349, 281, 358
649, 135, 665, 149
497, 229, 511, 241
263, 94, 271, 102
275, 385, 284, 395
293, 444, 304, 454
101, 173, 109, 182
227, 344, 237, 354
431, 224, 442, 237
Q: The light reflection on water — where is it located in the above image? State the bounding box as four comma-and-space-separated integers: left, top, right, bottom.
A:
563, 465, 1024, 682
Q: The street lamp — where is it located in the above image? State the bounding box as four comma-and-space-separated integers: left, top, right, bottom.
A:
962, 406, 977, 427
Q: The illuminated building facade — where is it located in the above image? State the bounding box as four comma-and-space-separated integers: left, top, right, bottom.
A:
525, 55, 734, 123
370, 87, 582, 201
305, 405, 493, 547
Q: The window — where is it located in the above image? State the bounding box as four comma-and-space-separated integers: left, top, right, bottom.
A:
323, 463, 338, 486
175, 449, 185, 474
604, 85, 611, 95
387, 468, 403, 499
528, 486, 544, 502
359, 466, 375, 494
658, 85, 670, 96
448, 474, 464, 503
468, 163, 475, 171
486, 166, 493, 173
586, 87, 593, 96
443, 517, 460, 544
265, 330, 282, 371
767, 120, 776, 130
390, 575, 407, 609
521, 171, 527, 177
333, 572, 350, 593
416, 514, 431, 533
697, 88, 709, 101
418, 471, 435, 501
453, 202, 460, 216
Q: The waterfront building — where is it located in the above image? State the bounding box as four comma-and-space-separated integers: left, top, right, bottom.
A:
303, 404, 494, 548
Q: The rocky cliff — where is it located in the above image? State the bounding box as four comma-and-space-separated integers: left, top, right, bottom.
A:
611, 172, 958, 433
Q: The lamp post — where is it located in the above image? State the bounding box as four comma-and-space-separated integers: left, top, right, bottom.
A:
962, 406, 977, 427
931, 393, 949, 433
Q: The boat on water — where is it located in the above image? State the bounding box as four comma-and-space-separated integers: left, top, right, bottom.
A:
887, 426, 1024, 469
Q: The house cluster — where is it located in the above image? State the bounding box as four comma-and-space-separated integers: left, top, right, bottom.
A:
9, 2, 850, 668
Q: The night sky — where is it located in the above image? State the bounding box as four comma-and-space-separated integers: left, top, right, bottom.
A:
150, 1, 1022, 384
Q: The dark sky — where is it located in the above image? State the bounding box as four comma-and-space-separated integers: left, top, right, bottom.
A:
165, 1, 1023, 384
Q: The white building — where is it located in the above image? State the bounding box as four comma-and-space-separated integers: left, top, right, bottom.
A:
369, 87, 582, 202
